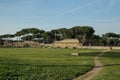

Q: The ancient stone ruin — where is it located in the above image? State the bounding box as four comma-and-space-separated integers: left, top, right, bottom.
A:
3, 41, 40, 48
52, 39, 82, 48
71, 53, 80, 56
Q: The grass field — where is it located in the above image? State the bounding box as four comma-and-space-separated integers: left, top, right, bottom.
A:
0, 48, 101, 80
92, 49, 120, 80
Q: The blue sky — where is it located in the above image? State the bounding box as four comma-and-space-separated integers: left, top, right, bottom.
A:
0, 0, 120, 35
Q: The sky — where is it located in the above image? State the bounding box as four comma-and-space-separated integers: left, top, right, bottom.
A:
0, 0, 120, 35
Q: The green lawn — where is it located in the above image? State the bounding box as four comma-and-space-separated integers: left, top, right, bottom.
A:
0, 48, 101, 80
92, 49, 120, 80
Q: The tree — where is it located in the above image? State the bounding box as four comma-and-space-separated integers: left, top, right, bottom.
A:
51, 28, 72, 40
70, 26, 82, 38
0, 34, 15, 41
87, 35, 101, 46
21, 35, 33, 41
15, 28, 45, 41
15, 31, 23, 41
0, 37, 3, 46
70, 26, 95, 45
42, 32, 54, 44
102, 32, 120, 46
16, 28, 44, 35
103, 32, 118, 38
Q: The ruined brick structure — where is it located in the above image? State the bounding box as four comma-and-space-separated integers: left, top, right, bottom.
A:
3, 41, 40, 48
53, 39, 82, 48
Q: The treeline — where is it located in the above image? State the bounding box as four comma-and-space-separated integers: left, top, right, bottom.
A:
0, 26, 120, 46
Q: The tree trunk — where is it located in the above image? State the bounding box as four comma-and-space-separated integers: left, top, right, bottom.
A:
82, 34, 86, 45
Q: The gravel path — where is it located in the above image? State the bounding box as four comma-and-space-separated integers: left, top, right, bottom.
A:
73, 50, 107, 80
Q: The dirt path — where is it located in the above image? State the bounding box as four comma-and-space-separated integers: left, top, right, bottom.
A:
73, 50, 107, 80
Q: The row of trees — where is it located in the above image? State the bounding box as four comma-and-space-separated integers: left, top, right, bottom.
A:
0, 26, 120, 46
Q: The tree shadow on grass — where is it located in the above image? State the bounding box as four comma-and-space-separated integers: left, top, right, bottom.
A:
103, 64, 120, 67
0, 56, 94, 67
74, 51, 120, 59
68, 52, 100, 57
0, 61, 94, 68
101, 51, 120, 59
94, 64, 120, 68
